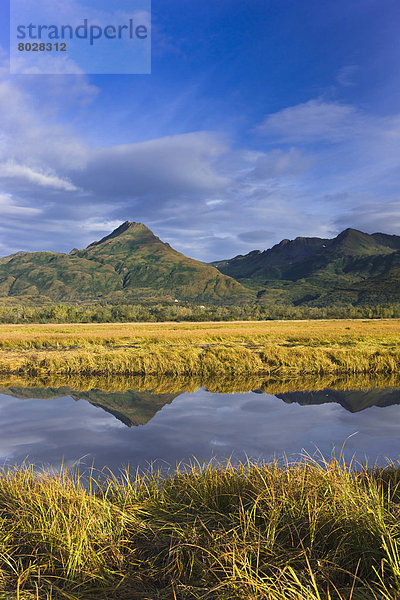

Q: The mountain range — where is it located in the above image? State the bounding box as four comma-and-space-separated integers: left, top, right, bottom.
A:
212, 228, 400, 305
0, 222, 398, 305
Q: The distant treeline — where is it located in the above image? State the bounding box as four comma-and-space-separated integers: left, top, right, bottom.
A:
0, 302, 400, 323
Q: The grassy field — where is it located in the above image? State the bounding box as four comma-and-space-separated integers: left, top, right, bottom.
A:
1, 457, 400, 599
0, 319, 398, 377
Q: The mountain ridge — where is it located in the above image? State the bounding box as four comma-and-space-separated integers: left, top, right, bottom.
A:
211, 227, 400, 306
0, 223, 398, 306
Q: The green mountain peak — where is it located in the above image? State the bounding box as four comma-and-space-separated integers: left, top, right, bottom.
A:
331, 228, 392, 256
86, 221, 151, 249
0, 222, 248, 303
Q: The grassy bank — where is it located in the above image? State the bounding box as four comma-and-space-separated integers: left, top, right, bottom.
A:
1, 457, 400, 599
1, 371, 400, 395
0, 319, 398, 376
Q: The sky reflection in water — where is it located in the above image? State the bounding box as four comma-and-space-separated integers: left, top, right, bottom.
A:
0, 385, 399, 473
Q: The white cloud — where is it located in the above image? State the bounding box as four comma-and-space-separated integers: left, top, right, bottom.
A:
0, 56, 89, 172
0, 193, 42, 216
256, 99, 364, 143
10, 52, 87, 76
0, 161, 78, 191
72, 132, 230, 199
250, 148, 313, 179
335, 201, 400, 235
79, 219, 127, 234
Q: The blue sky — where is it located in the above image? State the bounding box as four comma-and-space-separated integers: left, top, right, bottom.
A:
0, 0, 399, 260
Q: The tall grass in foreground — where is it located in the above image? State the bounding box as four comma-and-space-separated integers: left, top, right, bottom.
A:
1, 457, 400, 598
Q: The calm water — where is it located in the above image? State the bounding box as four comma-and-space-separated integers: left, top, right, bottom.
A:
0, 381, 400, 472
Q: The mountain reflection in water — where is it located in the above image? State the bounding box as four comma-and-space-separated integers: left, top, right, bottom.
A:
0, 375, 399, 473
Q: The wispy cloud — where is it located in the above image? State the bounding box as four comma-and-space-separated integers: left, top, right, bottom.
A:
0, 193, 42, 216
0, 161, 78, 191
256, 99, 364, 143
336, 65, 359, 87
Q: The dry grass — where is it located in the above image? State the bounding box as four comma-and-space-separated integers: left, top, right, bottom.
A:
1, 456, 400, 599
0, 318, 399, 346
0, 319, 398, 377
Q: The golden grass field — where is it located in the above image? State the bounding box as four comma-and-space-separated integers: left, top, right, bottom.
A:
0, 318, 398, 377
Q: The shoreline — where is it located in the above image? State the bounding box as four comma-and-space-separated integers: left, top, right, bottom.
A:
0, 371, 399, 394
